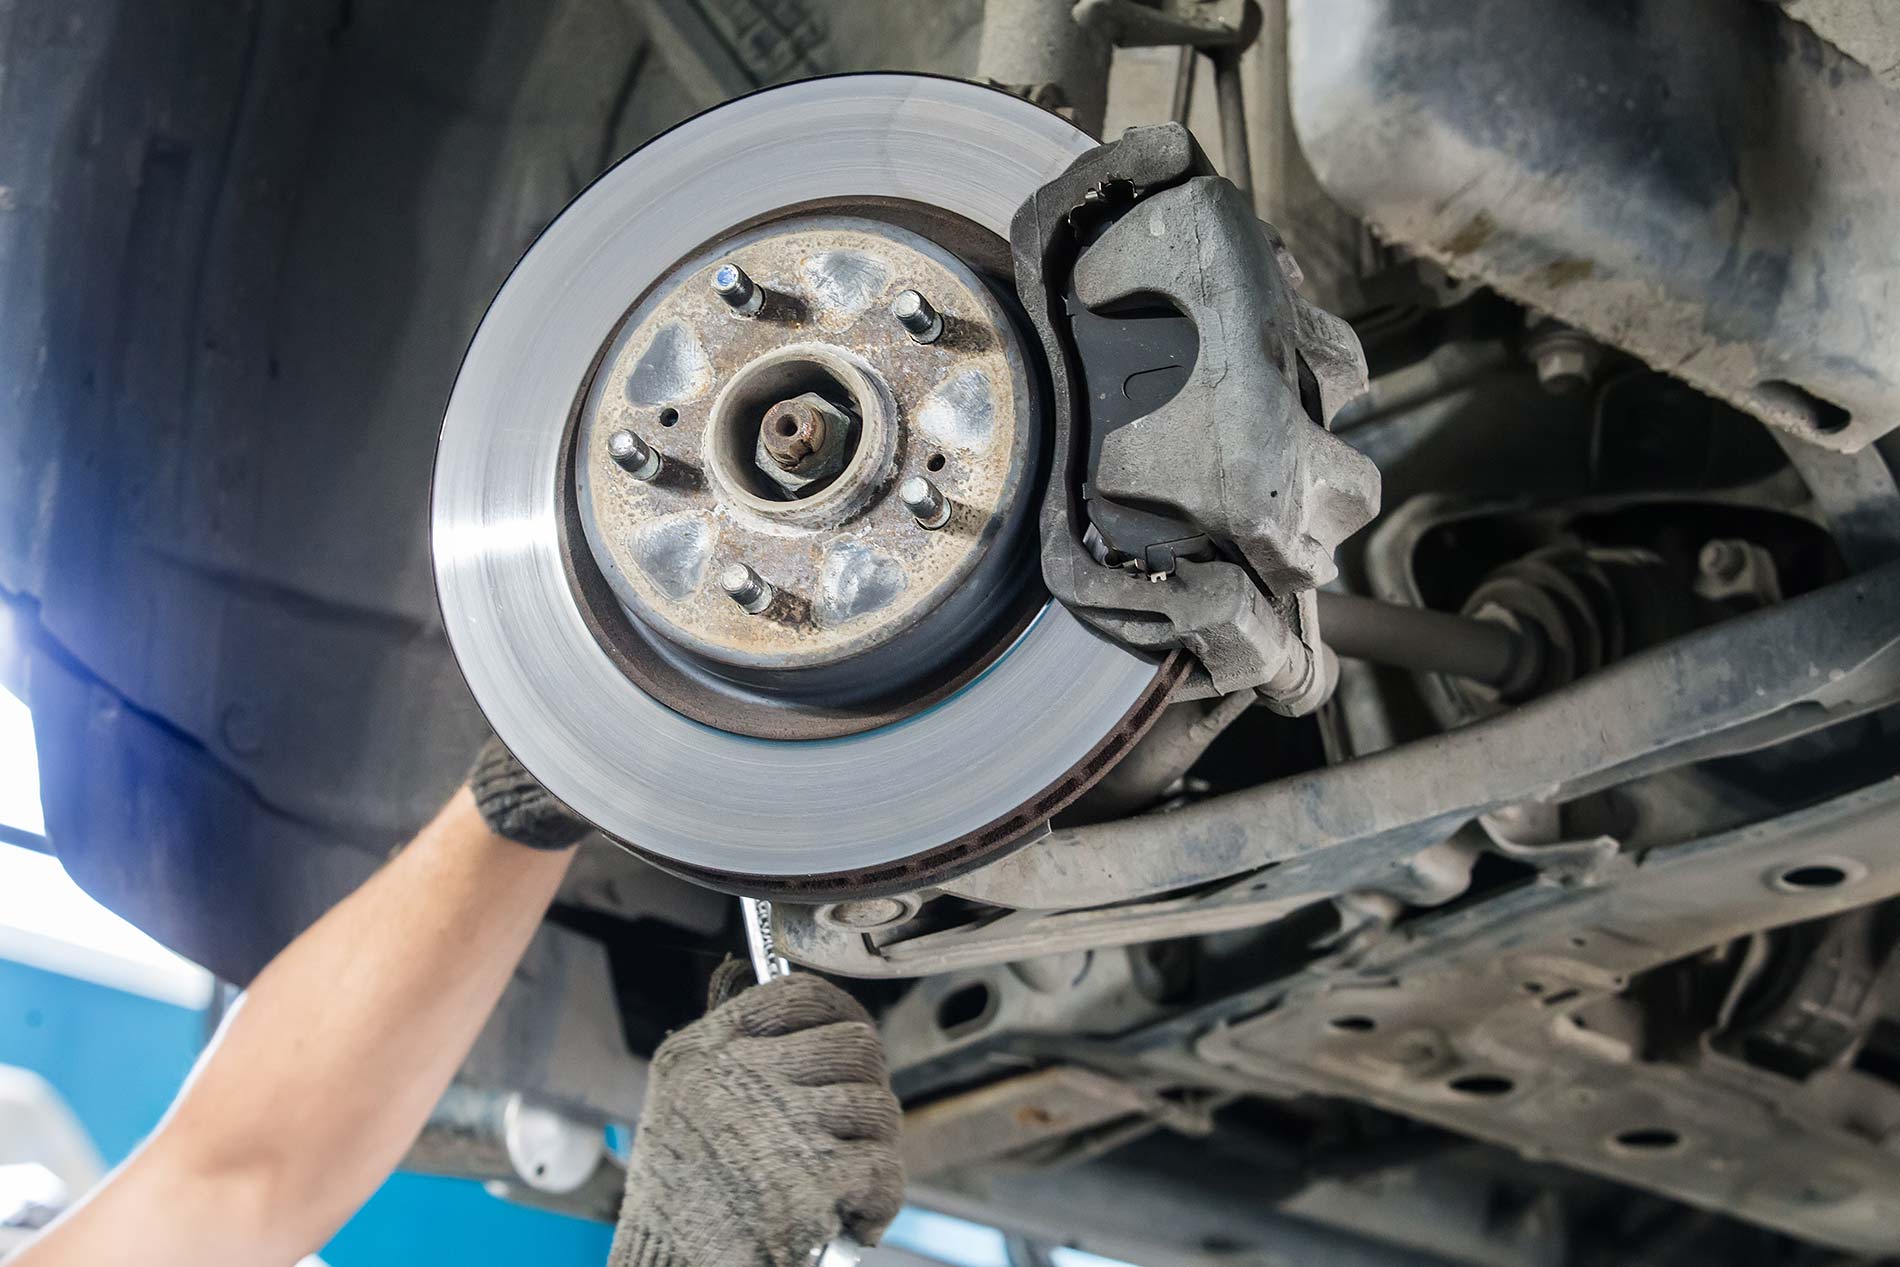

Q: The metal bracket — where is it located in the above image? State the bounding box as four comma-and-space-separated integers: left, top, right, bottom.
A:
780, 563, 1900, 977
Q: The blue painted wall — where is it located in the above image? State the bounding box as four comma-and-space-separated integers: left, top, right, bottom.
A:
0, 956, 613, 1266
0, 958, 206, 1163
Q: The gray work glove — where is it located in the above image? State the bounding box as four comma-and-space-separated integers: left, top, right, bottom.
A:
467, 734, 592, 850
610, 963, 905, 1267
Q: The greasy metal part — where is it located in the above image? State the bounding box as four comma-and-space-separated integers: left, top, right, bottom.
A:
1289, 0, 1900, 453
435, 76, 1170, 889
1014, 124, 1378, 709
1194, 777, 1900, 1254
779, 563, 1900, 973
977, 0, 1114, 136
890, 290, 943, 345
1314, 590, 1538, 693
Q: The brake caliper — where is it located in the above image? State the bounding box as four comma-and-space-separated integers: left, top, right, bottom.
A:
1012, 124, 1381, 712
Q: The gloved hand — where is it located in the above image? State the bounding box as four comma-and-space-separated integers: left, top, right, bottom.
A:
467, 734, 592, 850
611, 963, 906, 1267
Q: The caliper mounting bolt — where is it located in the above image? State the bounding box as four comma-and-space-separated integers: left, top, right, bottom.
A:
607, 429, 662, 481
900, 475, 952, 529
712, 261, 765, 316
891, 289, 944, 344
719, 562, 776, 614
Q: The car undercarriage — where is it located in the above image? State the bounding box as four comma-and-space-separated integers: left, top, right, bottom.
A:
4, 2, 1899, 1263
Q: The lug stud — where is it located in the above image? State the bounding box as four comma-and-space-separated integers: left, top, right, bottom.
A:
891, 289, 943, 344
608, 429, 662, 480
711, 261, 765, 316
900, 475, 951, 529
720, 562, 775, 613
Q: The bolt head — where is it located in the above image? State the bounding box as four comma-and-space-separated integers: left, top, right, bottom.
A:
1699, 540, 1746, 582
1535, 344, 1595, 394
823, 897, 912, 929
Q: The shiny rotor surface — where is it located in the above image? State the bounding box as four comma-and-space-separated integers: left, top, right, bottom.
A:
432, 75, 1163, 882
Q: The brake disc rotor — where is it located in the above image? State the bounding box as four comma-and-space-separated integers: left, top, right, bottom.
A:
432, 75, 1171, 896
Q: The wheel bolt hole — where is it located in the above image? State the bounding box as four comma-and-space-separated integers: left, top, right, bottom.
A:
926, 452, 946, 473
1778, 863, 1850, 890
1612, 1127, 1681, 1152
1447, 1073, 1515, 1098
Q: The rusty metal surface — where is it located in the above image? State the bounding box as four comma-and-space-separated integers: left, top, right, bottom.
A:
902, 1066, 1158, 1177
1288, 0, 1900, 454
576, 216, 1037, 681
1196, 777, 1900, 1255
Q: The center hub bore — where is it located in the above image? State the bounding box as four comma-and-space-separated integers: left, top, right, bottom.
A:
574, 215, 1041, 718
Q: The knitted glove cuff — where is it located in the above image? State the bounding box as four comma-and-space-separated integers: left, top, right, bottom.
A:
467, 736, 591, 850
612, 1224, 686, 1267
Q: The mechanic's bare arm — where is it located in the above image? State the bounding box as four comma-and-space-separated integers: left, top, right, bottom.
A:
14, 782, 579, 1267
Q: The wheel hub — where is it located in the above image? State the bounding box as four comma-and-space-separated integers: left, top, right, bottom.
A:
574, 216, 1041, 722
